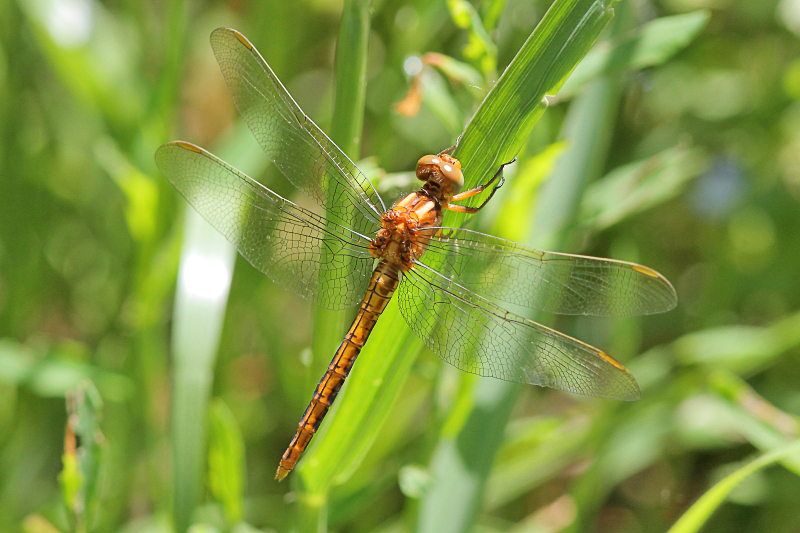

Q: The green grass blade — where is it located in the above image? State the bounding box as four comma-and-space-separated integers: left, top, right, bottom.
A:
674, 309, 800, 373
578, 144, 708, 231
667, 440, 800, 533
170, 124, 269, 533
208, 399, 245, 526
330, 0, 371, 157
419, 2, 628, 530
559, 10, 710, 98
59, 381, 104, 533
171, 208, 235, 533
446, 0, 616, 228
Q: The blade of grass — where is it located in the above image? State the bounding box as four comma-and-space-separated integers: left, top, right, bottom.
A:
446, 0, 617, 228
667, 439, 800, 533
557, 10, 710, 99
208, 400, 245, 526
330, 0, 371, 157
578, 144, 708, 231
59, 381, 104, 533
419, 2, 628, 530
674, 309, 800, 374
171, 209, 235, 533
171, 123, 269, 533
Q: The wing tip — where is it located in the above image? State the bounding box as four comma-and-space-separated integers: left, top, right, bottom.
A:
594, 350, 641, 401
155, 140, 204, 166
630, 262, 679, 315
210, 27, 254, 51
618, 383, 642, 402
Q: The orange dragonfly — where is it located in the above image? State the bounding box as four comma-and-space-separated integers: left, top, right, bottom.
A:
156, 28, 677, 481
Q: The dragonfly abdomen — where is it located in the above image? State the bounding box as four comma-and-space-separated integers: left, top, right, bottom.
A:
276, 260, 400, 481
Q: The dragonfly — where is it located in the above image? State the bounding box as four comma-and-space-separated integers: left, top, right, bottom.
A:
156, 28, 677, 482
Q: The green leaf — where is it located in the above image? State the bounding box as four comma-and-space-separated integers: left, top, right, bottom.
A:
667, 440, 800, 533
59, 453, 82, 519
415, 1, 622, 530
558, 10, 711, 98
705, 372, 800, 474
446, 0, 497, 76
579, 144, 708, 230
170, 122, 267, 533
448, 0, 616, 228
208, 400, 245, 526
674, 309, 800, 373
59, 381, 105, 532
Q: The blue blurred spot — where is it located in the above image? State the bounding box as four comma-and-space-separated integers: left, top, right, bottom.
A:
690, 156, 746, 219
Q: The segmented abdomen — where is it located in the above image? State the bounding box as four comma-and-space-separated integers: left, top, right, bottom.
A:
275, 260, 400, 480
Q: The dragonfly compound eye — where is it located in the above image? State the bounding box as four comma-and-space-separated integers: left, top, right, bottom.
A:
415, 154, 440, 181
439, 160, 464, 194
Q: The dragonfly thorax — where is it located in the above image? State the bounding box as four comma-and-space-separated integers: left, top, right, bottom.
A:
369, 191, 442, 270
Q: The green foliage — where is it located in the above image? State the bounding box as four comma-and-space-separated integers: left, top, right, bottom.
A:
559, 10, 711, 98
208, 400, 245, 526
668, 440, 800, 533
2, 0, 800, 532
59, 382, 105, 533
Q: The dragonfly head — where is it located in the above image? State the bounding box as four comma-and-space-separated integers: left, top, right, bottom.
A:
416, 153, 464, 198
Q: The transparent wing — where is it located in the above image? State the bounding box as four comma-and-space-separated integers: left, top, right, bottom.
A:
419, 227, 677, 317
397, 264, 641, 401
155, 141, 376, 310
209, 27, 385, 236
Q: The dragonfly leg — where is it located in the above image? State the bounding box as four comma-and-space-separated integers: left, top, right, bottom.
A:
445, 157, 515, 213
438, 133, 463, 156
444, 203, 484, 214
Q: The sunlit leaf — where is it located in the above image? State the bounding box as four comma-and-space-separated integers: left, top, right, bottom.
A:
667, 440, 800, 533
558, 10, 711, 98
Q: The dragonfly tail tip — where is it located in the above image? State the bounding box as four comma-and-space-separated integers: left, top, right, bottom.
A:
275, 465, 290, 481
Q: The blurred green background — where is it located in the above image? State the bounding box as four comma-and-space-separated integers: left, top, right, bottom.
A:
2, 0, 800, 532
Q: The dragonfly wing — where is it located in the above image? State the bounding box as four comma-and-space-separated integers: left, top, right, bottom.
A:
156, 141, 375, 310
397, 263, 641, 401
210, 27, 385, 236
420, 228, 677, 317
